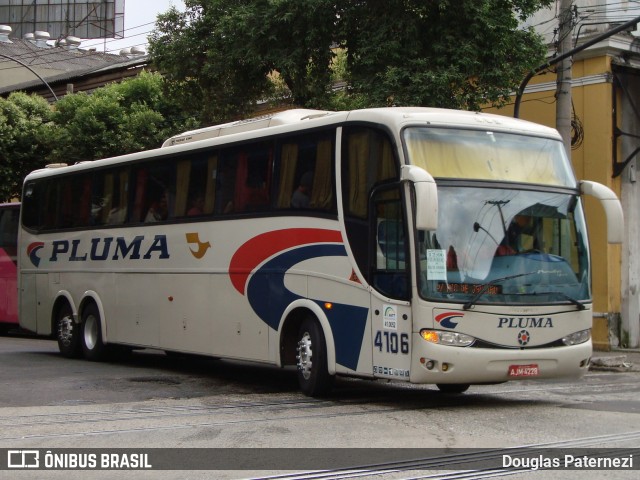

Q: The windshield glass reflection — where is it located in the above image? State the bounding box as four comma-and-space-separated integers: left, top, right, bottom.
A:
418, 186, 590, 306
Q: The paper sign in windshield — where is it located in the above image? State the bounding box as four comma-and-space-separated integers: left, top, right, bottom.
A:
426, 249, 447, 281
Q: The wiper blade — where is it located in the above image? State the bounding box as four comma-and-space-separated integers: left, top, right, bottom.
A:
530, 291, 586, 310
463, 271, 537, 310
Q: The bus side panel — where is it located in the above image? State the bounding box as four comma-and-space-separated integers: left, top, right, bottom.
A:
206, 272, 270, 361
113, 274, 161, 348
111, 271, 269, 361
306, 274, 372, 376
18, 274, 37, 332
157, 274, 213, 355
18, 273, 50, 334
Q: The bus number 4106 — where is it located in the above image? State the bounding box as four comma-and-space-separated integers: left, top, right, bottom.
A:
375, 331, 409, 354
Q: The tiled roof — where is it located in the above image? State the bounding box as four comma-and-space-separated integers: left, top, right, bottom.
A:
1, 38, 134, 72
0, 38, 146, 94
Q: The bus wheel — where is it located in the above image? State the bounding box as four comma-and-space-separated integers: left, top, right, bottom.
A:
436, 383, 470, 394
56, 304, 82, 358
296, 317, 334, 397
81, 304, 107, 361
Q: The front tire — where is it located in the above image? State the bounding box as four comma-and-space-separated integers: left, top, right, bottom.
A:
296, 316, 334, 397
81, 303, 107, 361
56, 303, 82, 358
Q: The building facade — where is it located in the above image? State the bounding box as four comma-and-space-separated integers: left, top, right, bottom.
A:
487, 1, 640, 350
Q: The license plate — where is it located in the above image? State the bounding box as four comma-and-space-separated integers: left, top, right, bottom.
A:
508, 364, 539, 377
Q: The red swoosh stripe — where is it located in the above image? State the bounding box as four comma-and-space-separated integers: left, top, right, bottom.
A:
229, 228, 343, 294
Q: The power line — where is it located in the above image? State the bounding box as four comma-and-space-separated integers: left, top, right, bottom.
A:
0, 21, 158, 73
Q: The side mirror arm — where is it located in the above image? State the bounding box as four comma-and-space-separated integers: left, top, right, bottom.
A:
580, 180, 624, 244
401, 165, 438, 231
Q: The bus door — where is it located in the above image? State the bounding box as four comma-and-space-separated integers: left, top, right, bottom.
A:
370, 186, 412, 380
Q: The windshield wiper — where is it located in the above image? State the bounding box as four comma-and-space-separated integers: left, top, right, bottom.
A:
528, 291, 586, 310
463, 271, 537, 310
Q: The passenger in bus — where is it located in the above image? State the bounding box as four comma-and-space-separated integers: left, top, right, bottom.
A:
107, 206, 127, 225
145, 191, 169, 222
187, 192, 205, 216
291, 172, 313, 208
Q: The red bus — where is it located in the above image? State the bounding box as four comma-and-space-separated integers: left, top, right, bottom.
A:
0, 203, 19, 334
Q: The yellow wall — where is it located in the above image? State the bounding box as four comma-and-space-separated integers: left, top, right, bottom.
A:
485, 55, 622, 349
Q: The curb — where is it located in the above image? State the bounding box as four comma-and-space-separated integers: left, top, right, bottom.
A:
590, 354, 640, 372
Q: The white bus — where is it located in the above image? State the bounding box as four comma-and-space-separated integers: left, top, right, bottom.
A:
18, 108, 623, 396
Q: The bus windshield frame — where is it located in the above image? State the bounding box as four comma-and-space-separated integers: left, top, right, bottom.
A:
415, 183, 591, 307
403, 126, 590, 308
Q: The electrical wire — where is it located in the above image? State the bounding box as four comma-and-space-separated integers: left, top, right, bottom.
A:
0, 21, 159, 73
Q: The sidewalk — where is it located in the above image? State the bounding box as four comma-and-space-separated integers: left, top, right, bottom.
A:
590, 349, 640, 372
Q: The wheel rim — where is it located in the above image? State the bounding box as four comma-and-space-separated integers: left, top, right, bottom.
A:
297, 331, 313, 380
58, 315, 74, 347
84, 314, 99, 350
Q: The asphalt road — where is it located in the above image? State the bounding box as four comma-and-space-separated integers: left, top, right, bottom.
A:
1, 332, 640, 480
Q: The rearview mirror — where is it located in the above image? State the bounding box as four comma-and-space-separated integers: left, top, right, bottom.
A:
401, 165, 438, 231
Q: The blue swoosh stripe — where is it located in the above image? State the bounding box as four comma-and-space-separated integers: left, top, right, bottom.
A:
246, 244, 368, 371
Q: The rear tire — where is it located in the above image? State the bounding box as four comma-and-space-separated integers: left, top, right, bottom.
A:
296, 316, 334, 397
81, 303, 108, 361
56, 303, 82, 358
436, 383, 470, 394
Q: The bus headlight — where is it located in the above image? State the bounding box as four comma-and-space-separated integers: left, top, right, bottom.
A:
420, 329, 475, 347
562, 329, 591, 346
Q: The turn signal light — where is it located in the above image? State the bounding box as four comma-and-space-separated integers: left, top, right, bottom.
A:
419, 329, 475, 347
420, 330, 440, 343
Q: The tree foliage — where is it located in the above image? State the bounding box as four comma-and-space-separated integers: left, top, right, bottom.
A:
150, 0, 338, 123
0, 92, 53, 202
49, 71, 197, 163
0, 72, 198, 202
149, 0, 553, 120
340, 0, 553, 110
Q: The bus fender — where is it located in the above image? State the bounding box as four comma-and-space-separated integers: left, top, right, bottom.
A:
53, 290, 78, 325
80, 291, 108, 345
279, 299, 337, 376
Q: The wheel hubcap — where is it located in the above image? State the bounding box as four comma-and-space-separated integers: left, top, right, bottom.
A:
296, 332, 313, 380
84, 314, 98, 350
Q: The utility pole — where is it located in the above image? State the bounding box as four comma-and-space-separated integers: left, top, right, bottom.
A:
556, 0, 574, 158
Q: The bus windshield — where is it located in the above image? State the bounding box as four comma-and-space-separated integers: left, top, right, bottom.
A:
404, 127, 590, 307
415, 182, 590, 307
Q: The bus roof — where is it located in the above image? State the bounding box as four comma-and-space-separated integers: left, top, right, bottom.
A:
162, 107, 561, 148
25, 107, 562, 181
161, 109, 337, 147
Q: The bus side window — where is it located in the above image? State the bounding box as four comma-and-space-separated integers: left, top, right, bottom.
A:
133, 161, 177, 223
96, 169, 130, 225
22, 182, 41, 231
174, 155, 216, 218
341, 126, 399, 284
274, 131, 336, 212
236, 143, 272, 213
216, 154, 237, 214
371, 187, 409, 300
0, 207, 18, 259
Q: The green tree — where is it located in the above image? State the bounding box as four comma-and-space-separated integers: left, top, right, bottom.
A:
149, 0, 338, 123
0, 72, 198, 201
0, 92, 53, 202
49, 71, 198, 163
149, 0, 552, 119
340, 0, 553, 110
